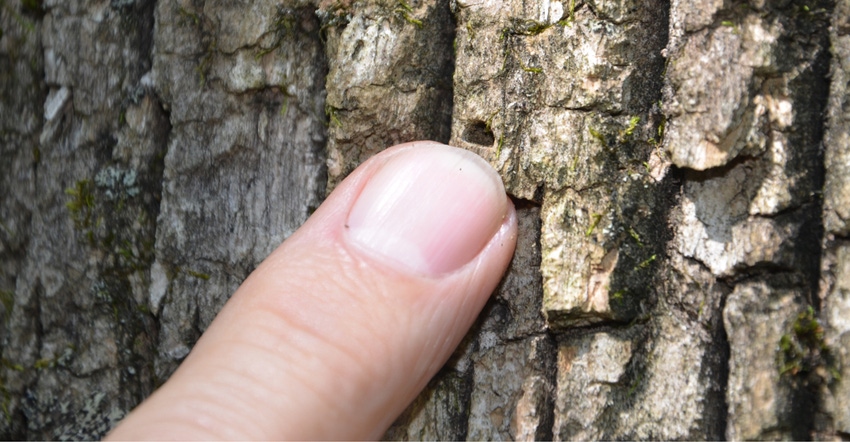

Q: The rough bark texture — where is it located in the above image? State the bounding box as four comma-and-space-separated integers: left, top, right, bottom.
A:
1, 0, 849, 439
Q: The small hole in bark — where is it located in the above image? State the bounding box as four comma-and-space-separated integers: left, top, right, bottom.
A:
462, 121, 495, 146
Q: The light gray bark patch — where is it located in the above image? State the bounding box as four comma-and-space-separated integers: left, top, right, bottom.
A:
2, 0, 166, 438
724, 277, 820, 440
321, 0, 455, 192
821, 241, 850, 434
452, 0, 671, 329
553, 328, 636, 440
824, 0, 850, 237
820, 0, 850, 434
666, 1, 836, 439
151, 1, 328, 380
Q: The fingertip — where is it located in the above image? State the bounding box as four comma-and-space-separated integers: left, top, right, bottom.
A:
107, 142, 518, 441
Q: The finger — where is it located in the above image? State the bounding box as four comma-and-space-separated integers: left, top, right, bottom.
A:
106, 141, 518, 440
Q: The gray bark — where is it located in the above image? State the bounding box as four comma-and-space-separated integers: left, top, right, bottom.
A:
1, 0, 849, 439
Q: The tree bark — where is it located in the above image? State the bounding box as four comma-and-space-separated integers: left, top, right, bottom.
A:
1, 0, 848, 439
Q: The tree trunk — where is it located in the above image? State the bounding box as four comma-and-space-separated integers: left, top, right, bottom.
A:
1, 0, 848, 439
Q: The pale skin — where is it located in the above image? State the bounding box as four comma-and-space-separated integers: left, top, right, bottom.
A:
106, 142, 518, 440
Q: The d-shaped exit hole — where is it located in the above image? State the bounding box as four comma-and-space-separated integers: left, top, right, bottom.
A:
462, 120, 495, 147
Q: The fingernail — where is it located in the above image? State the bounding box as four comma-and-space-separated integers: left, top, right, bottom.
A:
346, 143, 508, 276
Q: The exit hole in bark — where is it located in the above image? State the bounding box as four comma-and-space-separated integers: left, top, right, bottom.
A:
462, 121, 495, 146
